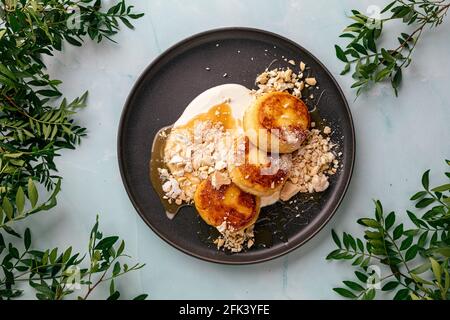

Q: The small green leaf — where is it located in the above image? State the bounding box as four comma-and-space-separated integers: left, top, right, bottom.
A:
119, 16, 134, 29
374, 200, 383, 221
94, 236, 119, 251
384, 211, 395, 230
393, 224, 403, 240
351, 43, 368, 55
411, 261, 431, 274
16, 187, 25, 215
326, 249, 341, 260
343, 280, 364, 292
3, 225, 21, 238
340, 63, 351, 75
333, 287, 357, 299
63, 247, 72, 263
117, 240, 125, 256
331, 229, 341, 248
4, 152, 23, 158
113, 261, 121, 276
430, 258, 442, 286
411, 273, 434, 287
109, 279, 115, 295
2, 197, 13, 219
365, 231, 382, 239
422, 170, 430, 190
356, 239, 364, 252
393, 288, 410, 300
133, 294, 148, 300
410, 191, 427, 201
335, 45, 348, 62
129, 13, 145, 19
107, 291, 120, 300
381, 48, 395, 63
417, 231, 428, 248
351, 79, 368, 89
49, 248, 57, 263
363, 288, 376, 300
65, 35, 83, 46
415, 198, 434, 209
375, 68, 392, 82
431, 184, 450, 192
27, 179, 38, 208
392, 68, 402, 93
36, 89, 62, 97
352, 255, 364, 266
355, 271, 368, 283
24, 228, 31, 250
382, 281, 399, 291
405, 245, 418, 262
357, 218, 380, 228
367, 30, 377, 52
400, 236, 413, 250
381, 1, 396, 14
406, 211, 426, 228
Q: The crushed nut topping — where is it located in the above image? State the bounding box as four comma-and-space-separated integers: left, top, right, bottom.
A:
254, 66, 316, 100
280, 128, 338, 200
214, 224, 255, 252
159, 121, 233, 204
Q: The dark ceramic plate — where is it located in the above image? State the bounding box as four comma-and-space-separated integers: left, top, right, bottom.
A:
118, 27, 355, 265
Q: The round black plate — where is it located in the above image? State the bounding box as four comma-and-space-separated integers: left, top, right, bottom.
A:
118, 27, 355, 265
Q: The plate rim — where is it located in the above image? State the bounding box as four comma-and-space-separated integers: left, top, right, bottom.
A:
117, 27, 356, 265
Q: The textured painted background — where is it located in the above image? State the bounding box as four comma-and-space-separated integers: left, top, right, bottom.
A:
18, 0, 450, 299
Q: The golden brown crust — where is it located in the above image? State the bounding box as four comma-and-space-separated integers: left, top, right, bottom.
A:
258, 91, 310, 131
228, 137, 289, 197
243, 92, 310, 153
194, 179, 260, 231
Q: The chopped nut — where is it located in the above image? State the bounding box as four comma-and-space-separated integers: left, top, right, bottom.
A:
300, 61, 306, 72
323, 126, 332, 134
211, 171, 231, 189
311, 175, 329, 192
286, 129, 338, 197
214, 225, 255, 253
305, 78, 317, 86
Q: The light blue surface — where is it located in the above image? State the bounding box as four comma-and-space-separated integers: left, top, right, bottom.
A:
17, 0, 450, 299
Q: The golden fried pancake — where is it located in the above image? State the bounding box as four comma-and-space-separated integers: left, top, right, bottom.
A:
243, 91, 310, 153
228, 136, 290, 197
194, 178, 260, 231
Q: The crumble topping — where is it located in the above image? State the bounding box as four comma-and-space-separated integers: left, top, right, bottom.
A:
280, 128, 338, 200
159, 121, 233, 204
254, 67, 316, 100
214, 224, 255, 252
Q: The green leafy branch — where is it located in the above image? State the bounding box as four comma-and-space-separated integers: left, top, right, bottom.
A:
0, 215, 146, 300
0, 0, 143, 227
335, 0, 450, 97
1, 178, 60, 237
327, 160, 450, 300
0, 0, 146, 300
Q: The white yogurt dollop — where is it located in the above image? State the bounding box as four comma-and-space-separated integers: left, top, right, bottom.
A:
174, 84, 254, 127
